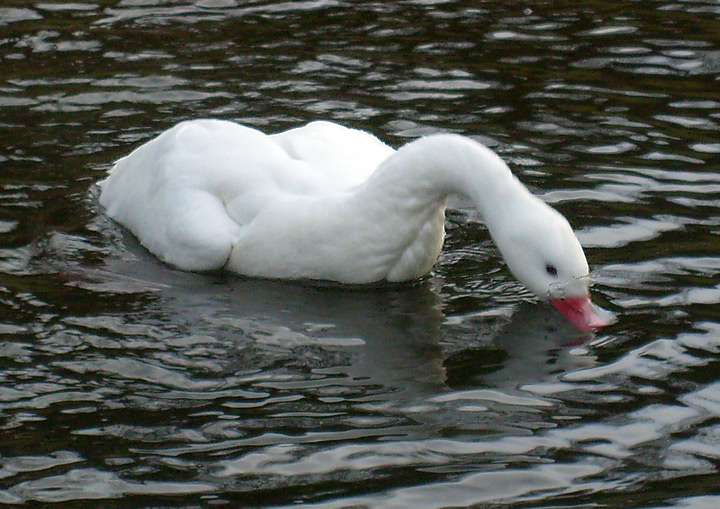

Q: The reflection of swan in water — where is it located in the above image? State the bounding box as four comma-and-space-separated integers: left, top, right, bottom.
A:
73, 230, 597, 400
76, 234, 448, 397
444, 302, 598, 391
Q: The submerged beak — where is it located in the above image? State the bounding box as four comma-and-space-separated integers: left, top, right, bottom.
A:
549, 296, 607, 331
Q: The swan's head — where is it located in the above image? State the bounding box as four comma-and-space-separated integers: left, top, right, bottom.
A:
490, 198, 606, 331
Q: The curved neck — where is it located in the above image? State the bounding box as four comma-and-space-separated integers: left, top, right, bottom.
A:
353, 134, 531, 223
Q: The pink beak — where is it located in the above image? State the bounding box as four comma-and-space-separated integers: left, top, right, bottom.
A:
549, 296, 607, 331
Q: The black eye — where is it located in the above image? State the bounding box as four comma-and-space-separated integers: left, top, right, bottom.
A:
545, 264, 558, 277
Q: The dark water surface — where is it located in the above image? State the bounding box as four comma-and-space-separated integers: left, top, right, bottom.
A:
2, 0, 720, 507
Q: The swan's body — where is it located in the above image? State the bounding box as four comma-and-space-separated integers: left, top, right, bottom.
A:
99, 119, 604, 330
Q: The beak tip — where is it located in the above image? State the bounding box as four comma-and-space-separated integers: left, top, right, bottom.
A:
549, 296, 611, 332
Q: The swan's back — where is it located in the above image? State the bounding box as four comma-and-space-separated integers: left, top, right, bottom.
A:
270, 120, 394, 187
99, 119, 394, 271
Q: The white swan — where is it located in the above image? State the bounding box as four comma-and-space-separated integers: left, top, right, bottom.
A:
99, 119, 605, 330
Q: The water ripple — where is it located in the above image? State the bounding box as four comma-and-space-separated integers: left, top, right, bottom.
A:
2, 0, 720, 506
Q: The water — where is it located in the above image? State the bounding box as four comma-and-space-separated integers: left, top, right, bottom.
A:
1, 0, 720, 506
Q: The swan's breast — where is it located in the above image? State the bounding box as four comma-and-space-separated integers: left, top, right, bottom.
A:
386, 205, 447, 282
